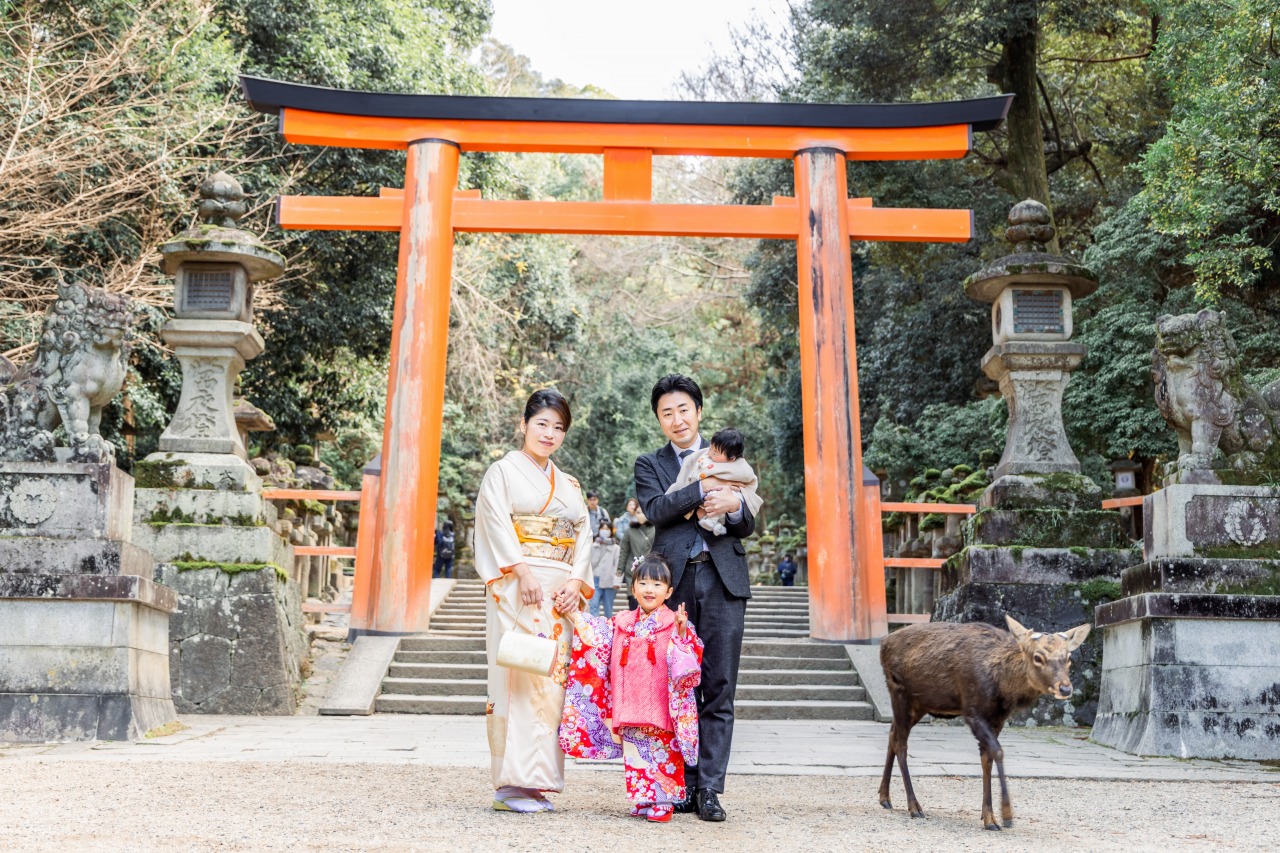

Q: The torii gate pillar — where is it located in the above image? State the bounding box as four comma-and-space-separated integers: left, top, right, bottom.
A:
795, 148, 870, 641
371, 140, 459, 634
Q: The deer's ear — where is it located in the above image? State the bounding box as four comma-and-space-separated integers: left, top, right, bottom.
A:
1064, 623, 1092, 650
1005, 615, 1030, 639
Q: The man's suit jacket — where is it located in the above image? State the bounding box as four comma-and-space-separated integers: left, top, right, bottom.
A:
634, 439, 755, 598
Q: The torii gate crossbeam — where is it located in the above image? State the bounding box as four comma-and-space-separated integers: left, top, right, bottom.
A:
241, 76, 1010, 642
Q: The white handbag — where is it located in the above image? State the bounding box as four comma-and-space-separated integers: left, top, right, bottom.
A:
496, 605, 559, 677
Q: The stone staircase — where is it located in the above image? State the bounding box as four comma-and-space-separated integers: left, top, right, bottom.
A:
376, 579, 874, 720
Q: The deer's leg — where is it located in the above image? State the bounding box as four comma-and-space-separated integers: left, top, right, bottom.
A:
992, 722, 1013, 828
978, 747, 999, 830
966, 714, 1007, 830
893, 710, 924, 818
878, 721, 898, 809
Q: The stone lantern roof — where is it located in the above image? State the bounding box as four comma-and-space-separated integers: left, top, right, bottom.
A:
158, 171, 285, 281
963, 199, 1098, 303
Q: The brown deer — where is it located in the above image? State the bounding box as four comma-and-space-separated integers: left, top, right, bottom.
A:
878, 615, 1091, 830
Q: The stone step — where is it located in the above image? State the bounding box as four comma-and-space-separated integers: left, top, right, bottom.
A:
376, 694, 487, 715
382, 677, 486, 696
388, 662, 486, 679
744, 629, 811, 638
735, 684, 865, 702
739, 654, 850, 671
400, 637, 485, 652
735, 699, 874, 721
737, 668, 858, 686
395, 650, 487, 665
739, 640, 845, 658
414, 630, 484, 639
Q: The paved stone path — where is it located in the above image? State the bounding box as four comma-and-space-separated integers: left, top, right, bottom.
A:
3, 716, 1278, 851
3, 715, 1275, 782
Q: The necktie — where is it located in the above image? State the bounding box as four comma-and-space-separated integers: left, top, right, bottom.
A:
679, 449, 693, 461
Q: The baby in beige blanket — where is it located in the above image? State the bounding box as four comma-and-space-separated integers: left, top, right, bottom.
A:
666, 427, 764, 535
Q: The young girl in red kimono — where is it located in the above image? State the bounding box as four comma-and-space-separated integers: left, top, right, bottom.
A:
559, 554, 704, 822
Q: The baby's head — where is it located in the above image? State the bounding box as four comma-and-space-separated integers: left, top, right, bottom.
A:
631, 553, 674, 614
708, 427, 745, 464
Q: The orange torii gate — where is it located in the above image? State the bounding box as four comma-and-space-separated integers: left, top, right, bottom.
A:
240, 76, 1010, 642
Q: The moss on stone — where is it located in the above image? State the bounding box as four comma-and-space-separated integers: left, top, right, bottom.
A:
1069, 546, 1091, 558
146, 505, 196, 525
1072, 578, 1123, 603
135, 459, 184, 489
144, 720, 188, 739
173, 559, 287, 583
1198, 544, 1280, 560
920, 513, 946, 531
1028, 472, 1097, 495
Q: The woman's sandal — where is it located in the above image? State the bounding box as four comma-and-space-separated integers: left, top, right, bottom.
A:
492, 787, 543, 813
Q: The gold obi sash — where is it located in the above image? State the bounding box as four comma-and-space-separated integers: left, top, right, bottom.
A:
511, 513, 577, 564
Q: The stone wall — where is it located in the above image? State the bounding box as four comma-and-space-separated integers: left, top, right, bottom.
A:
156, 564, 307, 714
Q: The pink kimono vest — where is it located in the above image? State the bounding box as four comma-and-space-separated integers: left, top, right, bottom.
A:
609, 606, 677, 732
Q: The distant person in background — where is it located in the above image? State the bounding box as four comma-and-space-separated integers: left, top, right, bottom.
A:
590, 519, 621, 617
615, 496, 640, 540
433, 521, 456, 579
586, 491, 610, 538
777, 553, 797, 587
617, 499, 655, 610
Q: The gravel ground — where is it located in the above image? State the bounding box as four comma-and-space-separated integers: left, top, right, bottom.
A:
1, 762, 1276, 852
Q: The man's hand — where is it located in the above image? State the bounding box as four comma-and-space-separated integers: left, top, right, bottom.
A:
699, 476, 735, 492
702, 487, 742, 516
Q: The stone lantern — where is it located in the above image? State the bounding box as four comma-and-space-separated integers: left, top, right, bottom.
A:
964, 199, 1098, 484
156, 172, 283, 460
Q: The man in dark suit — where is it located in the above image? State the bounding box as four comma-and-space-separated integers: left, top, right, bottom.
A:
634, 374, 754, 822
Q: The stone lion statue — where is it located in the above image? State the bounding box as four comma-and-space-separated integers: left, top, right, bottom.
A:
1153, 309, 1280, 484
0, 280, 134, 463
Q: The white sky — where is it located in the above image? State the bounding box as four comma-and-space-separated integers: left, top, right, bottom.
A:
487, 0, 792, 100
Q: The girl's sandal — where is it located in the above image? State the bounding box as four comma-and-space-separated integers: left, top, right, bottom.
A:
647, 804, 673, 823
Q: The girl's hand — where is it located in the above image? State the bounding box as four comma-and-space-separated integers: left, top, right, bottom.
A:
512, 564, 544, 607
675, 603, 688, 638
551, 578, 586, 616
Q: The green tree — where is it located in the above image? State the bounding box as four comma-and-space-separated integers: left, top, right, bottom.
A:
1135, 0, 1280, 301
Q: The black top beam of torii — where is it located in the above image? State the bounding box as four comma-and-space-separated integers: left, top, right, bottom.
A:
240, 76, 1012, 132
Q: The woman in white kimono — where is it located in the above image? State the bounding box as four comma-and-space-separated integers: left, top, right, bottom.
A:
473, 389, 594, 813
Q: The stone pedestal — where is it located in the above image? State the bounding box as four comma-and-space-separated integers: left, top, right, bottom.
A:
157, 564, 306, 714
131, 453, 305, 715
0, 461, 177, 741
158, 320, 264, 459
1093, 485, 1280, 758
935, 474, 1141, 725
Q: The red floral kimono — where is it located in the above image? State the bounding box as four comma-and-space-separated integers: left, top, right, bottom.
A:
559, 607, 703, 806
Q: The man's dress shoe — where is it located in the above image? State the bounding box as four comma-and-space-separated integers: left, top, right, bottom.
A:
673, 790, 697, 814
696, 788, 726, 822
